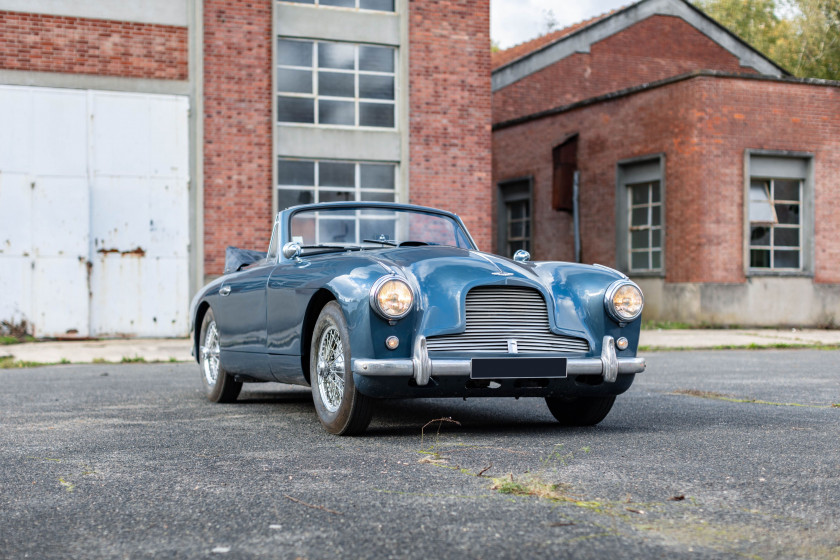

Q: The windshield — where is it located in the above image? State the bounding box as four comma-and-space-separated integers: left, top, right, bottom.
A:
289, 207, 474, 250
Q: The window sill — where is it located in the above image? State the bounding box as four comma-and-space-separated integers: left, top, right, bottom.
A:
746, 269, 814, 278
624, 270, 665, 279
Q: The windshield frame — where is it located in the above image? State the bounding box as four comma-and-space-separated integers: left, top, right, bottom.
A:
280, 202, 477, 258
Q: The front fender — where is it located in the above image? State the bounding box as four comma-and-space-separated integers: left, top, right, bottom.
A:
530, 262, 642, 355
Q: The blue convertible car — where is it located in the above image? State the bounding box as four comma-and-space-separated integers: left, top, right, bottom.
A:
190, 202, 645, 435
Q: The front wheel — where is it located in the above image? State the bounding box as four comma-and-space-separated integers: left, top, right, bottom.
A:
310, 302, 373, 435
545, 395, 616, 426
198, 308, 242, 403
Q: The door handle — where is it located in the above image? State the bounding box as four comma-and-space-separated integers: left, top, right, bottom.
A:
219, 285, 231, 296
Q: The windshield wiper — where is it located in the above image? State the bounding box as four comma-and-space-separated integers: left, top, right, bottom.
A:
362, 238, 398, 247
300, 244, 361, 253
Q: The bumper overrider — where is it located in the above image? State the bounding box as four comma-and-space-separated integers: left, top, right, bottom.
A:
352, 335, 646, 387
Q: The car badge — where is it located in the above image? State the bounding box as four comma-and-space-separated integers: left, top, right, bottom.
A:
507, 340, 519, 354
492, 272, 514, 276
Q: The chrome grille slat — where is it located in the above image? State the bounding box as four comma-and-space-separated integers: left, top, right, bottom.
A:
426, 286, 589, 354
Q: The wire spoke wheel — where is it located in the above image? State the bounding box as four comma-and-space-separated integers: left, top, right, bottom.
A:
197, 308, 241, 403
316, 325, 345, 413
310, 302, 373, 435
200, 320, 221, 387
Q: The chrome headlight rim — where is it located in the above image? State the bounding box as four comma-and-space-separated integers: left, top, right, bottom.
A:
369, 276, 414, 320
604, 280, 644, 323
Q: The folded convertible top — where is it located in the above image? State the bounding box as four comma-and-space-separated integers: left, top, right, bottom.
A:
224, 246, 267, 274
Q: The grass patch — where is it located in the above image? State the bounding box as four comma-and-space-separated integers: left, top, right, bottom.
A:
0, 356, 54, 369
489, 474, 605, 509
640, 343, 840, 352
641, 320, 694, 330
120, 356, 146, 363
671, 389, 837, 409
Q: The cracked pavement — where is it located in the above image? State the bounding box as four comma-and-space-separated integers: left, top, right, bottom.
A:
1, 350, 838, 559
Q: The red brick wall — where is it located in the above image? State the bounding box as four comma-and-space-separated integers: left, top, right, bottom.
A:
492, 75, 840, 284
203, 0, 274, 274
0, 11, 187, 79
409, 0, 493, 250
494, 15, 756, 125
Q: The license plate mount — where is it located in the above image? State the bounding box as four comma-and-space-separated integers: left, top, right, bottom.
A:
470, 357, 568, 379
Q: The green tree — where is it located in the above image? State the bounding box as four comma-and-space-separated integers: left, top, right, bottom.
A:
693, 0, 840, 80
785, 0, 840, 79
695, 0, 784, 57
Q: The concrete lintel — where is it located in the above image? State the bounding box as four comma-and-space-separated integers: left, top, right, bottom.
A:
0, 0, 188, 26
276, 125, 401, 162
0, 70, 190, 96
492, 0, 784, 91
276, 3, 400, 46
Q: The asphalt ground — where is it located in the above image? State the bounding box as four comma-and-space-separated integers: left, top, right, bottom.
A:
1, 350, 838, 559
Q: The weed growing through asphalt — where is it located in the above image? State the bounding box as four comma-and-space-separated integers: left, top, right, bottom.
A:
672, 389, 838, 409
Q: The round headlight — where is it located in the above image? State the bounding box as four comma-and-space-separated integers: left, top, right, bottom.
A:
605, 281, 644, 322
371, 277, 413, 320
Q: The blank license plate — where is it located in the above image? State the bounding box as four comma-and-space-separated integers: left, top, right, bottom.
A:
470, 357, 568, 379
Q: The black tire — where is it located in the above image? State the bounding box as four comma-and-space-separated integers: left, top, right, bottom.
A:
545, 395, 616, 426
310, 301, 373, 435
198, 308, 242, 403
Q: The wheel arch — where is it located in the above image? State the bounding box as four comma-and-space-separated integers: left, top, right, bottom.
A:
193, 300, 211, 364
300, 288, 336, 385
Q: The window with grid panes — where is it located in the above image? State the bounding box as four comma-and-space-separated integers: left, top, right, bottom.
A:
749, 178, 802, 270
277, 159, 396, 210
276, 39, 395, 128
506, 199, 530, 255
627, 181, 663, 272
280, 0, 395, 11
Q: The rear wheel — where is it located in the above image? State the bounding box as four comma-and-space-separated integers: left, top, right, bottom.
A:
310, 302, 373, 435
198, 308, 242, 403
545, 395, 616, 426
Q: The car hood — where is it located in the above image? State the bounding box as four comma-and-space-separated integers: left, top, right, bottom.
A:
368, 246, 603, 339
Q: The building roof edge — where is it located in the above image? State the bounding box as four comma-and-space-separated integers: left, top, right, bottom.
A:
492, 70, 840, 131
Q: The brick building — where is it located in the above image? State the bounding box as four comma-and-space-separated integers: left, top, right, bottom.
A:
0, 0, 491, 337
492, 0, 840, 326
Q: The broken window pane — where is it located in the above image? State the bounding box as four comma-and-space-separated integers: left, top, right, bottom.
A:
749, 182, 776, 224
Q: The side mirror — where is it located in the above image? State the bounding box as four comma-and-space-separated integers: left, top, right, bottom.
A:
282, 242, 302, 260
513, 249, 530, 262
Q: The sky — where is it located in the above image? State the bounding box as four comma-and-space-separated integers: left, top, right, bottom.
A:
491, 0, 633, 49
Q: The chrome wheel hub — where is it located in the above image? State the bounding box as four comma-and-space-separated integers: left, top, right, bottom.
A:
316, 325, 345, 413
200, 321, 221, 387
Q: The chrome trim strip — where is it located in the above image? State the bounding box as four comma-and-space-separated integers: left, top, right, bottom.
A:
351, 357, 645, 377
351, 334, 646, 381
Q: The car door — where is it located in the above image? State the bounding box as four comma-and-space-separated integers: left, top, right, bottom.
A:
265, 259, 320, 384
212, 261, 274, 377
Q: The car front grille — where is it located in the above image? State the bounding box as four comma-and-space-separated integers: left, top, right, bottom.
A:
425, 286, 590, 354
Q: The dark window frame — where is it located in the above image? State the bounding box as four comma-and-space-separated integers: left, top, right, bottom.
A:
276, 38, 397, 129
615, 154, 666, 277
496, 177, 533, 258
744, 151, 814, 277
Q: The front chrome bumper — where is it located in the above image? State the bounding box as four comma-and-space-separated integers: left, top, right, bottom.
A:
352, 335, 646, 387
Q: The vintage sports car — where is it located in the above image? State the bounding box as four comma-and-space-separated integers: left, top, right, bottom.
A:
189, 202, 645, 435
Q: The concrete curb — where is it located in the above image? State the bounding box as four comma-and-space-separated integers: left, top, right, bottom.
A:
639, 328, 840, 350
0, 338, 193, 365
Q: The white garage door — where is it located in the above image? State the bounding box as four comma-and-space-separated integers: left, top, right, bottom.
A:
0, 86, 190, 338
